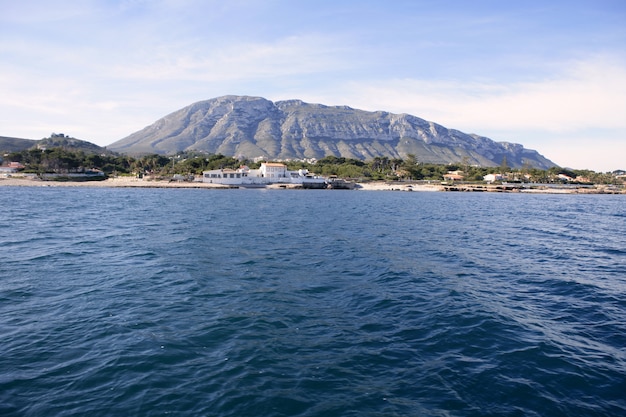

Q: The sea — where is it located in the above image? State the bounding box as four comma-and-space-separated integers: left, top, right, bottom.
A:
1, 187, 625, 417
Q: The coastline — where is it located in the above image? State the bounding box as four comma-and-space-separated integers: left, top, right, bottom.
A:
0, 177, 233, 189
0, 176, 623, 194
0, 177, 441, 191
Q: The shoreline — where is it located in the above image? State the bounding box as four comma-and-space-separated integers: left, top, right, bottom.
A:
0, 176, 623, 194
0, 177, 234, 189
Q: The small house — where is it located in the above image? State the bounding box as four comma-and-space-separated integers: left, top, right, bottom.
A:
483, 173, 503, 183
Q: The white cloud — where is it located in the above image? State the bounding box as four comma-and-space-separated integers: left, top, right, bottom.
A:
285, 55, 626, 170
2, 1, 624, 171
106, 34, 350, 83
326, 56, 626, 134
3, 52, 624, 171
536, 133, 626, 172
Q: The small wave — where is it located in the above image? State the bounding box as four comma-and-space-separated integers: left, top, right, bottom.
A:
1, 188, 624, 417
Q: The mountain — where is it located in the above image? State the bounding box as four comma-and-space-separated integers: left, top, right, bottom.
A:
109, 95, 556, 168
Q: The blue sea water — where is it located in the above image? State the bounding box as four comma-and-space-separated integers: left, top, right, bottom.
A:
1, 187, 625, 417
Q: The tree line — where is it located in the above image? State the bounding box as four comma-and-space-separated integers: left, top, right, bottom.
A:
4, 147, 622, 185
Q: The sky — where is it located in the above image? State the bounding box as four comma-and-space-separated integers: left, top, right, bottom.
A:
1, 0, 625, 171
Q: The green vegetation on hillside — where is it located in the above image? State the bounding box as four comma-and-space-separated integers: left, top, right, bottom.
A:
3, 147, 624, 185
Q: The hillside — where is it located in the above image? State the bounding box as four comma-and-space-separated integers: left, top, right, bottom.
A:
109, 95, 556, 169
0, 136, 38, 153
0, 134, 112, 155
37, 134, 113, 154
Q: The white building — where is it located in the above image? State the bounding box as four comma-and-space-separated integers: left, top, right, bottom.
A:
259, 162, 287, 179
202, 166, 251, 185
202, 162, 326, 188
483, 173, 504, 183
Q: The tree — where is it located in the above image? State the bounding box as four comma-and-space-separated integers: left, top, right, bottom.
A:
500, 156, 509, 174
85, 154, 105, 169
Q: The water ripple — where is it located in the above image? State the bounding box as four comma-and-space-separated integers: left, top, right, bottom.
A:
1, 189, 625, 416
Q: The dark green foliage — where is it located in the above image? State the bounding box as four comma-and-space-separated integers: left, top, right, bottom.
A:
310, 156, 368, 178
4, 147, 622, 185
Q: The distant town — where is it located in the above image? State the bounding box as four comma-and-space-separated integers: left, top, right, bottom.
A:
1, 133, 624, 193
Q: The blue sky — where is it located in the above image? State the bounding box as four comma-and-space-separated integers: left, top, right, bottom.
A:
1, 0, 625, 171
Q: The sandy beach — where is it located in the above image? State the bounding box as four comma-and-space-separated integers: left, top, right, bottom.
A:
1, 176, 622, 193
0, 176, 443, 191
0, 177, 233, 189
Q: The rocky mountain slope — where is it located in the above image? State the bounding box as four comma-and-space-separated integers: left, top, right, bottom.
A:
109, 95, 556, 168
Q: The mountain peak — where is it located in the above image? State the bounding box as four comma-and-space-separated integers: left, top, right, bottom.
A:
108, 95, 556, 169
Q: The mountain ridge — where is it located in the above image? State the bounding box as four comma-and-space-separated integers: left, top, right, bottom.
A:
4, 96, 556, 169
110, 95, 556, 169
